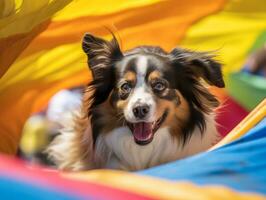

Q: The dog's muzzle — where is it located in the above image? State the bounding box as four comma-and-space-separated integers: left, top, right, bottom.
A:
127, 109, 168, 145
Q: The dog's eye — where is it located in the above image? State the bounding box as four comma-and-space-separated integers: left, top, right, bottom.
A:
121, 82, 132, 93
153, 82, 166, 91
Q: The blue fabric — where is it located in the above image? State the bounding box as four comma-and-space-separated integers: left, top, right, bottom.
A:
242, 65, 265, 77
139, 118, 266, 195
0, 176, 88, 200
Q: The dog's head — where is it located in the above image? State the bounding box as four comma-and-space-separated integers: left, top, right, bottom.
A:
82, 33, 224, 146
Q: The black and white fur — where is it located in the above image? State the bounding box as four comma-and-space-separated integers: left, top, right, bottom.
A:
47, 33, 224, 171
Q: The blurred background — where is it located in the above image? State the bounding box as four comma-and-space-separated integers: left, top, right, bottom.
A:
0, 0, 265, 166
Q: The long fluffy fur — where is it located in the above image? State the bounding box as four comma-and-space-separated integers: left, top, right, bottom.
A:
47, 33, 224, 171
46, 90, 94, 171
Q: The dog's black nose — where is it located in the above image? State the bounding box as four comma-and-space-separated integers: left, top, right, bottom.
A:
133, 104, 150, 119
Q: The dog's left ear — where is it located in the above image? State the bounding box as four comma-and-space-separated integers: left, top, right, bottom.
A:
170, 48, 225, 88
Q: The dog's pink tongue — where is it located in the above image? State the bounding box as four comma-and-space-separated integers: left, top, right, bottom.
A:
133, 122, 153, 141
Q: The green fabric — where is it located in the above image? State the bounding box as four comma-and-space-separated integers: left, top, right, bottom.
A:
227, 72, 266, 110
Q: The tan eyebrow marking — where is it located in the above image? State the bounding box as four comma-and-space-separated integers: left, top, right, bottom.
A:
148, 70, 161, 81
124, 71, 136, 82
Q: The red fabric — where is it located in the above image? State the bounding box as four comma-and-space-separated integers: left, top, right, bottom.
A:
0, 155, 152, 200
216, 96, 249, 137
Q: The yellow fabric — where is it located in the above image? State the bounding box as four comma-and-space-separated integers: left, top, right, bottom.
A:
20, 115, 49, 154
0, 0, 72, 37
0, 0, 72, 77
180, 0, 266, 79
66, 170, 265, 200
53, 0, 162, 20
0, 0, 225, 154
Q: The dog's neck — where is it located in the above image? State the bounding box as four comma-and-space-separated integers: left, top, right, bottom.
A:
94, 114, 219, 171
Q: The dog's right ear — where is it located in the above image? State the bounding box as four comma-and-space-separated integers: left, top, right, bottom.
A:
82, 33, 123, 78
82, 33, 123, 107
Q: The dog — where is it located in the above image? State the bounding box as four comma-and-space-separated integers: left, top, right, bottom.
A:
47, 33, 225, 171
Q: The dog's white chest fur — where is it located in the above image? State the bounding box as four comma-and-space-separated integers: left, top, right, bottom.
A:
95, 115, 218, 171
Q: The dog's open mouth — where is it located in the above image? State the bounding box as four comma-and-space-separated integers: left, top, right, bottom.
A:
127, 110, 168, 145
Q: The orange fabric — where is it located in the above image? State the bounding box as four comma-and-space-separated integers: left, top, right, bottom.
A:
0, 70, 90, 154
20, 0, 225, 58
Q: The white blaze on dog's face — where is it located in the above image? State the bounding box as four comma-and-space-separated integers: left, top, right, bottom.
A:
124, 56, 155, 122
121, 56, 157, 144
